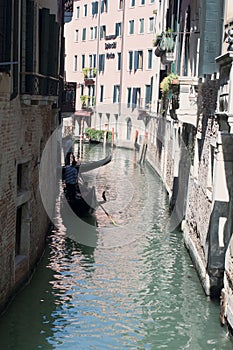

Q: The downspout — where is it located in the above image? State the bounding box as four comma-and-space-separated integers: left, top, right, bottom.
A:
119, 0, 126, 117
94, 0, 102, 129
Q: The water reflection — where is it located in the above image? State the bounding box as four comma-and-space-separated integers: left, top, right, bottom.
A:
0, 146, 232, 349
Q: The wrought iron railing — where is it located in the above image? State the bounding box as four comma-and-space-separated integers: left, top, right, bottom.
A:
20, 72, 59, 96
61, 81, 77, 113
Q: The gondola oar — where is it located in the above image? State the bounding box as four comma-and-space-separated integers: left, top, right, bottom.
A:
99, 203, 119, 226
98, 191, 120, 226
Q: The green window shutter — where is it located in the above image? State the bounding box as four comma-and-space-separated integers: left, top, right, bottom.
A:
26, 0, 35, 72
39, 8, 50, 75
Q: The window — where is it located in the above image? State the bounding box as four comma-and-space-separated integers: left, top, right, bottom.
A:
83, 4, 88, 16
119, 0, 123, 10
74, 55, 78, 71
130, 0, 135, 7
16, 206, 22, 256
134, 50, 143, 70
82, 28, 86, 41
100, 25, 106, 39
117, 52, 121, 70
129, 20, 134, 34
93, 54, 96, 67
140, 0, 145, 4
81, 54, 85, 69
76, 6, 80, 18
149, 17, 155, 32
75, 29, 79, 42
113, 85, 120, 103
90, 27, 93, 39
132, 88, 141, 108
92, 1, 98, 15
94, 26, 98, 39
139, 18, 144, 34
145, 85, 151, 108
127, 118, 132, 140
127, 88, 131, 107
99, 113, 102, 129
148, 49, 152, 69
15, 203, 30, 258
128, 51, 133, 70
99, 54, 105, 72
100, 85, 104, 102
115, 22, 122, 37
101, 0, 108, 13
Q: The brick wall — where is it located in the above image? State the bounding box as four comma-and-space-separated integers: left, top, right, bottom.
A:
0, 73, 58, 312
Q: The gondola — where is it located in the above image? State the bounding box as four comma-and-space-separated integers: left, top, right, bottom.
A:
62, 153, 112, 217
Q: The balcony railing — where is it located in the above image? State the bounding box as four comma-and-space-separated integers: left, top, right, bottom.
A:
154, 31, 176, 61
82, 67, 97, 79
20, 72, 59, 96
61, 81, 77, 113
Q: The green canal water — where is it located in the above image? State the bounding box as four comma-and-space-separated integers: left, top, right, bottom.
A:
0, 146, 232, 349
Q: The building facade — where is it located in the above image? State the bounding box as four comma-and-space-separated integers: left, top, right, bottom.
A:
146, 0, 233, 332
0, 0, 69, 312
64, 0, 156, 146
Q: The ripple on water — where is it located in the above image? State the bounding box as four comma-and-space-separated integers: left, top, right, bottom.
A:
0, 147, 232, 350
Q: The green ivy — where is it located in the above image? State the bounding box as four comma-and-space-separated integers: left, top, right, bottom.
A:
85, 128, 112, 141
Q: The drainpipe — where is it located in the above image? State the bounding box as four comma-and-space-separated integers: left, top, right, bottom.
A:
119, 0, 126, 118
94, 0, 102, 129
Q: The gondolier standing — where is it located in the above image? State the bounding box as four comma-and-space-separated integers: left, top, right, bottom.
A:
64, 136, 73, 165
65, 160, 78, 200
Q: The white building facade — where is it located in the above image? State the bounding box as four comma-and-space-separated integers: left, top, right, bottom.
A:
64, 0, 157, 147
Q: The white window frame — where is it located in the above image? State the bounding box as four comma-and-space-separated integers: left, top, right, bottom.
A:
129, 20, 134, 35
74, 55, 78, 71
149, 17, 155, 32
75, 29, 79, 42
83, 4, 88, 17
76, 6, 80, 18
139, 18, 144, 34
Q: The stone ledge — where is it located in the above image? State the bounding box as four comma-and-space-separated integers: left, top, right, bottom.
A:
183, 223, 211, 295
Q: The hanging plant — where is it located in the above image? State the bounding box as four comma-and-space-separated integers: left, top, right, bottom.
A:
82, 67, 91, 78
160, 73, 179, 115
160, 73, 179, 97
80, 95, 90, 107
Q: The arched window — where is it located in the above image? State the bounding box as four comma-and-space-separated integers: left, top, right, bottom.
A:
127, 118, 132, 140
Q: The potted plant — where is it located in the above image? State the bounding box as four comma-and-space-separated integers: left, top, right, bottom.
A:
80, 95, 90, 108
93, 67, 97, 77
160, 73, 179, 114
82, 68, 91, 78
160, 73, 179, 97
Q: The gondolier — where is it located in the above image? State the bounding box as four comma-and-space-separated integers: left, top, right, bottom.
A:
65, 160, 78, 200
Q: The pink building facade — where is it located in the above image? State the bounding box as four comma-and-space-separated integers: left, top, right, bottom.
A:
64, 0, 157, 146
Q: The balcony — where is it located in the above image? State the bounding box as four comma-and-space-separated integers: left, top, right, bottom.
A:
61, 81, 77, 114
153, 31, 176, 64
20, 72, 59, 96
80, 95, 96, 112
20, 72, 60, 105
82, 67, 97, 82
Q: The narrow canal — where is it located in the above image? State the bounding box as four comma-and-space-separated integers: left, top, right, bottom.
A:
0, 145, 232, 349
